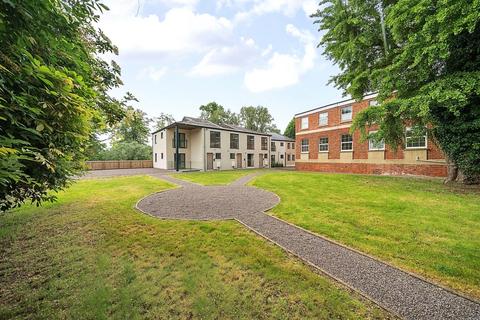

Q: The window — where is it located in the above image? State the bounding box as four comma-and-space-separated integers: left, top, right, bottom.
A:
172, 133, 186, 148
301, 117, 309, 129
368, 131, 385, 151
292, 155, 295, 161
292, 143, 295, 149
405, 128, 427, 149
161, 153, 164, 159
301, 139, 309, 153
319, 112, 328, 126
319, 137, 329, 152
154, 135, 157, 144
261, 137, 268, 150
287, 143, 290, 149
271, 142, 276, 152
230, 133, 239, 149
155, 153, 157, 162
341, 106, 352, 122
215, 153, 222, 159
369, 100, 378, 106
280, 142, 284, 147
287, 154, 291, 161
280, 154, 284, 159
264, 154, 268, 159
161, 132, 164, 139
210, 131, 221, 148
341, 134, 353, 151
247, 135, 255, 150
230, 153, 235, 159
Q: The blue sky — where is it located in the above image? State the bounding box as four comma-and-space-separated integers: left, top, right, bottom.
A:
99, 0, 343, 131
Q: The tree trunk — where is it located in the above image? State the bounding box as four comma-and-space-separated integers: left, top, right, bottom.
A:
444, 156, 458, 184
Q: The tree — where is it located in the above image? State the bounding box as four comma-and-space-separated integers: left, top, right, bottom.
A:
0, 0, 126, 211
90, 142, 152, 161
199, 101, 240, 125
154, 113, 175, 131
239, 106, 280, 133
284, 118, 296, 139
313, 0, 480, 183
112, 104, 151, 145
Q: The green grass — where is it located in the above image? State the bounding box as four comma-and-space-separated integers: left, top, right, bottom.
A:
174, 169, 260, 185
252, 171, 480, 299
0, 176, 389, 319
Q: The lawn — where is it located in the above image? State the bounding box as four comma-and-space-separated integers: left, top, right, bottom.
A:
0, 176, 389, 319
174, 169, 259, 185
251, 171, 480, 299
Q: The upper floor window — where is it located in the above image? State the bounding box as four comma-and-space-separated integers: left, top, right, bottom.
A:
247, 135, 255, 150
230, 133, 239, 149
292, 143, 295, 149
301, 117, 309, 129
405, 128, 427, 149
301, 139, 309, 153
210, 131, 221, 148
287, 143, 290, 149
172, 133, 186, 148
341, 106, 352, 122
319, 112, 328, 126
369, 100, 379, 106
368, 131, 385, 151
154, 135, 157, 144
341, 134, 353, 151
271, 141, 276, 152
261, 137, 268, 150
319, 137, 329, 152
161, 132, 164, 139
280, 142, 284, 147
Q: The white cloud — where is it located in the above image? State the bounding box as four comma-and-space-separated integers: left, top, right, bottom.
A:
229, 0, 318, 22
99, 2, 233, 56
138, 66, 168, 80
244, 24, 317, 92
190, 37, 258, 77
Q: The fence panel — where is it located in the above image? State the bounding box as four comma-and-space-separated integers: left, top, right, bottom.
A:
86, 160, 153, 170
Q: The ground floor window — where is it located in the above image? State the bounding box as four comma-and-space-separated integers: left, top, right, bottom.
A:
341, 134, 353, 151
215, 153, 222, 159
405, 128, 427, 149
287, 154, 291, 161
230, 153, 235, 159
369, 131, 385, 150
174, 153, 186, 169
155, 153, 157, 162
301, 139, 309, 153
319, 137, 329, 152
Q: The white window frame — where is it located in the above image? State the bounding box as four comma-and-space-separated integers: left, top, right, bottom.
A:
319, 112, 328, 126
301, 117, 309, 129
341, 134, 353, 151
369, 100, 379, 106
368, 131, 385, 151
341, 106, 353, 122
301, 139, 309, 153
319, 137, 329, 152
405, 127, 427, 149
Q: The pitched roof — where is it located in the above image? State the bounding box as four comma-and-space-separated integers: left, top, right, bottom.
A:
152, 117, 271, 136
270, 133, 295, 142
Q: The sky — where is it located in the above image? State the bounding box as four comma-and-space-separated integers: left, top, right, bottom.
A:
99, 0, 344, 132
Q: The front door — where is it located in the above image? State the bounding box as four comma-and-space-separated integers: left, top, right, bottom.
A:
174, 153, 186, 170
236, 153, 242, 169
247, 154, 254, 167
207, 153, 214, 170
259, 154, 263, 168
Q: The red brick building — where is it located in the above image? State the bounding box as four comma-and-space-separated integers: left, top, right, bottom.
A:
294, 94, 448, 177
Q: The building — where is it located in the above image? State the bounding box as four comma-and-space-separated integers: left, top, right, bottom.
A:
152, 117, 272, 171
270, 133, 296, 167
294, 94, 448, 177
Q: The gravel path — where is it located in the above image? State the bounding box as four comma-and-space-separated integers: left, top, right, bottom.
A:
136, 172, 480, 320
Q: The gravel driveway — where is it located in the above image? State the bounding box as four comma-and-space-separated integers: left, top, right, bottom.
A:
136, 172, 480, 320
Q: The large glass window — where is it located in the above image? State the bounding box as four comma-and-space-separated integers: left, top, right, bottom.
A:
405, 128, 427, 149
301, 139, 309, 153
247, 135, 255, 150
319, 137, 329, 152
172, 133, 186, 148
341, 106, 352, 122
368, 131, 385, 151
261, 137, 268, 150
319, 112, 328, 126
210, 131, 221, 148
301, 117, 309, 129
341, 134, 353, 151
230, 133, 239, 149
271, 142, 276, 152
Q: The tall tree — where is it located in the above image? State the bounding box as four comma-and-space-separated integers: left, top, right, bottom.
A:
239, 106, 280, 133
0, 0, 126, 211
199, 101, 240, 125
112, 105, 151, 145
313, 0, 480, 183
284, 118, 296, 139
154, 113, 175, 131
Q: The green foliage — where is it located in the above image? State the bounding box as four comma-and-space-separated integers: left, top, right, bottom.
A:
153, 113, 175, 131
283, 118, 296, 139
239, 106, 280, 133
112, 105, 151, 145
0, 0, 126, 210
314, 0, 480, 182
199, 101, 239, 125
91, 142, 152, 161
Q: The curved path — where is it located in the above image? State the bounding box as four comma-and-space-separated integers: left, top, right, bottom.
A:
137, 172, 480, 320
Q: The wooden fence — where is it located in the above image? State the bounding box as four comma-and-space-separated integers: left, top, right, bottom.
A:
86, 160, 153, 170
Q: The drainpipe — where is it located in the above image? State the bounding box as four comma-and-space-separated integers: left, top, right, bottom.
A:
175, 125, 180, 172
